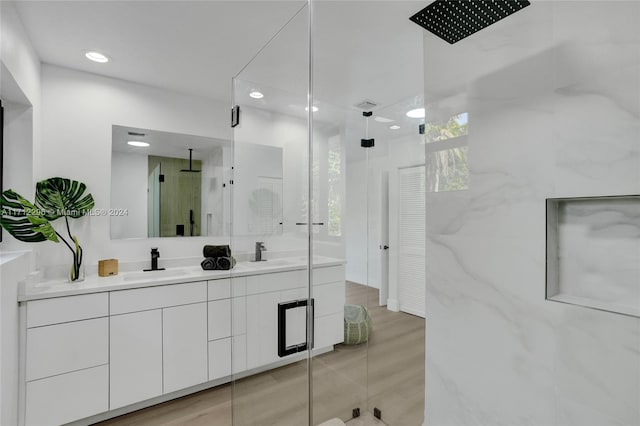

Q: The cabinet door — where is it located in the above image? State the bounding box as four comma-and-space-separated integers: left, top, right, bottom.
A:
208, 335, 247, 380
110, 310, 163, 410
208, 299, 231, 340
25, 365, 108, 426
26, 317, 108, 381
246, 292, 280, 369
246, 288, 306, 369
163, 303, 208, 393
208, 338, 231, 380
313, 282, 345, 317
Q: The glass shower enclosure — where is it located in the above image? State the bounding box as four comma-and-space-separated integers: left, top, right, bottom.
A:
230, 2, 370, 425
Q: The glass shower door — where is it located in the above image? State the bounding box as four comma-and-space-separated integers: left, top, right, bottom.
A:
230, 3, 313, 425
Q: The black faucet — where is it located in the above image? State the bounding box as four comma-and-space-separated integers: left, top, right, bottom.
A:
144, 247, 166, 271
254, 242, 267, 262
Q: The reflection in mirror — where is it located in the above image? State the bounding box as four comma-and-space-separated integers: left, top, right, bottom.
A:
233, 143, 283, 236
110, 125, 231, 239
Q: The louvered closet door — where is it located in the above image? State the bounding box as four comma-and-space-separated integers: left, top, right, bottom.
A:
398, 166, 426, 317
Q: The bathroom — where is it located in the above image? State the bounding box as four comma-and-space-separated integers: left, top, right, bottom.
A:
1, 1, 639, 426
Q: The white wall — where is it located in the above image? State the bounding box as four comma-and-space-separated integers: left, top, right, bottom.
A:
200, 147, 225, 237
424, 2, 640, 425
345, 159, 368, 285
0, 4, 41, 424
110, 151, 148, 239
0, 2, 40, 108
345, 130, 424, 296
2, 101, 33, 201
233, 142, 283, 236
1, 1, 41, 254
235, 106, 345, 259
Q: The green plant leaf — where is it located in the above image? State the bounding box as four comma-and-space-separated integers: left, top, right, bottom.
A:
35, 177, 95, 220
0, 189, 59, 243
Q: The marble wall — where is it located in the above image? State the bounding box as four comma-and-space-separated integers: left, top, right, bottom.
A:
423, 2, 640, 425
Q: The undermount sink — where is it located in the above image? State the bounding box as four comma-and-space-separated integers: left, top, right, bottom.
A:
242, 258, 302, 269
123, 269, 192, 281
252, 258, 299, 267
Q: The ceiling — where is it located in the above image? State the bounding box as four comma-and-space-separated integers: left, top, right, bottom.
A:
14, 0, 425, 110
112, 125, 229, 159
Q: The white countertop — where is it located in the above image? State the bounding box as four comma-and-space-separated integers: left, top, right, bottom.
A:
19, 256, 346, 302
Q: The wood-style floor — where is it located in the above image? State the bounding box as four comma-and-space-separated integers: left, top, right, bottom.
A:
96, 283, 425, 426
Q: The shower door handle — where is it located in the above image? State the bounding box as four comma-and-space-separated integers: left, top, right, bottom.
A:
277, 298, 315, 358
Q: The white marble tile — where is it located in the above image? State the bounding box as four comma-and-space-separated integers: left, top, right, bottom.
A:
425, 235, 559, 425
423, 2, 640, 424
552, 69, 640, 198
553, 304, 640, 426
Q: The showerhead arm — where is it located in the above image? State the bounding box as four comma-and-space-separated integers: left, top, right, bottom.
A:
180, 148, 201, 173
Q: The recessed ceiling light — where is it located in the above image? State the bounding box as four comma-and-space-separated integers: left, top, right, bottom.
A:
85, 51, 109, 63
249, 91, 264, 99
389, 125, 401, 130
406, 108, 425, 118
127, 141, 149, 147
375, 116, 394, 123
305, 106, 319, 112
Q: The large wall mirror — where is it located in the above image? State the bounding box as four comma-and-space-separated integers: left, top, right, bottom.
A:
110, 125, 283, 239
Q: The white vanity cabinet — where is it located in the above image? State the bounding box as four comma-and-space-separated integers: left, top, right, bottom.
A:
22, 293, 109, 426
163, 303, 208, 393
245, 266, 345, 369
109, 309, 163, 409
109, 281, 208, 409
18, 260, 345, 426
207, 277, 247, 380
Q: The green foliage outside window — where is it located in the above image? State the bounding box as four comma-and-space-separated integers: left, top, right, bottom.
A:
425, 113, 469, 192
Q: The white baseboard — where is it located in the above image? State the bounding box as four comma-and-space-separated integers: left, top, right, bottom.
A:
387, 298, 399, 312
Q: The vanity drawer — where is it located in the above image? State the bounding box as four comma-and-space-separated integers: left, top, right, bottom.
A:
208, 335, 246, 380
110, 281, 207, 315
208, 338, 231, 380
208, 278, 231, 300
26, 317, 108, 381
207, 297, 246, 341
314, 313, 344, 349
313, 266, 345, 285
26, 293, 108, 328
25, 365, 108, 426
245, 270, 306, 295
232, 276, 247, 297
208, 299, 231, 340
313, 282, 346, 317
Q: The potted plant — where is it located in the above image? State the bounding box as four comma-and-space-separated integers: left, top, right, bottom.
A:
1, 177, 95, 282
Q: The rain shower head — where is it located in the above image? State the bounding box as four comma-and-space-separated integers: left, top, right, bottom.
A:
409, 0, 531, 44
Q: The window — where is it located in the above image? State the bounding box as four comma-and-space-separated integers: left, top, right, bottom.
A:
327, 135, 342, 237
425, 112, 469, 192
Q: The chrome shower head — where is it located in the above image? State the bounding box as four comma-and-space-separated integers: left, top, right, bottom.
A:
410, 0, 531, 44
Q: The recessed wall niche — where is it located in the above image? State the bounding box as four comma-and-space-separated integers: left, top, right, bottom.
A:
546, 195, 640, 317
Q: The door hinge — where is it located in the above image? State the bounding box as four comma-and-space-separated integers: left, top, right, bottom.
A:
374, 407, 382, 420
231, 105, 240, 128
